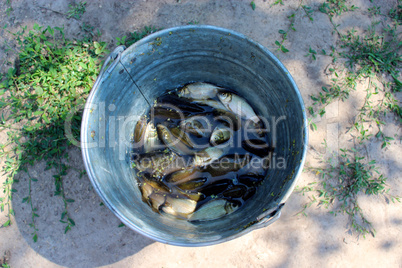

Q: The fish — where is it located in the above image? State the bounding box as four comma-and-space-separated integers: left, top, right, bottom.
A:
149, 192, 166, 212
241, 139, 271, 158
144, 122, 163, 153
134, 116, 147, 144
222, 185, 247, 198
165, 167, 203, 184
161, 196, 197, 219
176, 177, 208, 191
150, 105, 185, 120
188, 199, 239, 221
170, 126, 197, 148
157, 124, 196, 156
203, 154, 251, 177
242, 187, 257, 201
157, 94, 207, 114
198, 179, 232, 196
238, 173, 265, 187
210, 125, 232, 146
217, 92, 260, 123
134, 151, 188, 179
213, 109, 241, 131
193, 147, 225, 166
140, 182, 154, 204
178, 82, 222, 99
180, 115, 213, 138
192, 99, 228, 111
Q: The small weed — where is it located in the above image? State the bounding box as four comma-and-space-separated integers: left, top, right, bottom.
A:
368, 6, 382, 16
118, 26, 160, 47
67, 1, 87, 20
0, 250, 11, 268
388, 2, 402, 22
0, 23, 106, 241
116, 36, 127, 46
319, 0, 358, 17
80, 22, 101, 42
299, 148, 400, 237
309, 22, 401, 146
250, 1, 256, 11
305, 46, 317, 60
303, 0, 401, 238
275, 1, 314, 53
275, 13, 295, 53
187, 20, 199, 25
5, 0, 13, 16
271, 0, 284, 6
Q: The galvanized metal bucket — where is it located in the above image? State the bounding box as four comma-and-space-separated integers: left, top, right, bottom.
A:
81, 25, 308, 246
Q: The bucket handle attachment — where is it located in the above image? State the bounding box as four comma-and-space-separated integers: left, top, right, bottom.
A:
252, 203, 284, 230
92, 45, 126, 91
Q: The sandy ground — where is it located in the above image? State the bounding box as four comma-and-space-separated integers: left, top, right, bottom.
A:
0, 0, 401, 267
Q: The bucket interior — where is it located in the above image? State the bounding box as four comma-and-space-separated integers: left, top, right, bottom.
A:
81, 25, 307, 246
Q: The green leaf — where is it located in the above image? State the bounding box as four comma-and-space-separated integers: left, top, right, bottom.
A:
34, 110, 44, 116
3, 219, 11, 227
33, 233, 38, 242
275, 40, 281, 46
278, 29, 286, 34
35, 86, 43, 95
66, 199, 75, 203
250, 1, 256, 10
68, 218, 76, 226
281, 46, 289, 53
42, 113, 50, 124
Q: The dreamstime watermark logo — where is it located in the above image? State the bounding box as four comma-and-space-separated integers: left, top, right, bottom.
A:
64, 101, 304, 169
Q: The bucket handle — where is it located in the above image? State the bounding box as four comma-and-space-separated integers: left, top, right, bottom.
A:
92, 45, 126, 91
252, 203, 284, 230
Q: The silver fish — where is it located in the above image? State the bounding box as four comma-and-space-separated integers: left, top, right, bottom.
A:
170, 126, 196, 148
214, 109, 241, 131
135, 151, 187, 179
162, 196, 197, 219
217, 92, 260, 123
157, 124, 196, 156
180, 115, 213, 138
210, 125, 232, 146
193, 147, 225, 167
133, 116, 147, 144
189, 199, 238, 221
178, 82, 222, 99
165, 167, 201, 184
140, 182, 154, 202
192, 99, 228, 111
144, 122, 162, 153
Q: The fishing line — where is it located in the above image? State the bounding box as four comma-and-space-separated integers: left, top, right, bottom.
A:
118, 60, 152, 108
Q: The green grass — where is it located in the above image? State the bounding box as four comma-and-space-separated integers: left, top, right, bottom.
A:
0, 24, 158, 242
298, 148, 399, 237
67, 1, 87, 20
116, 26, 160, 47
300, 1, 401, 237
0, 23, 106, 240
271, 0, 402, 237
274, 1, 314, 53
